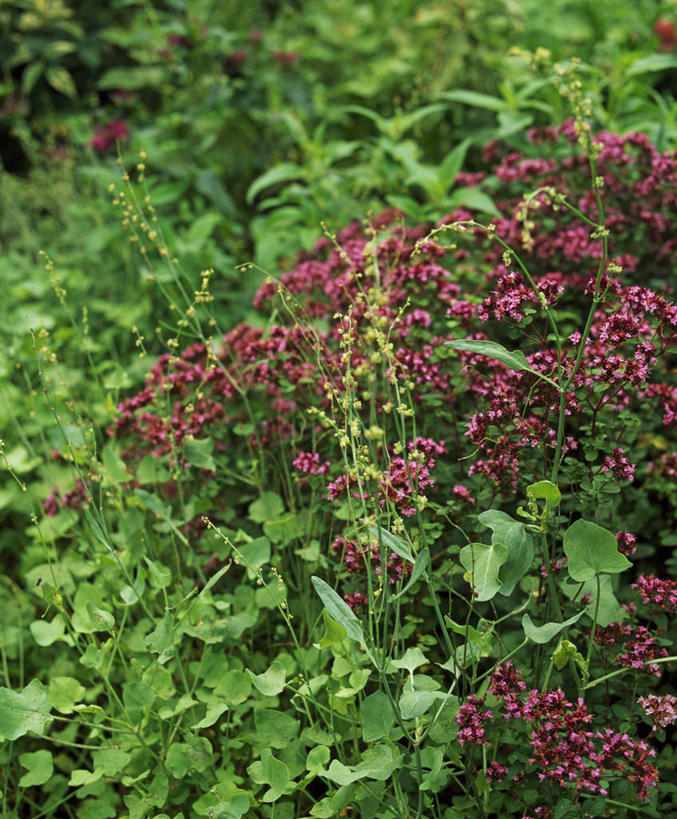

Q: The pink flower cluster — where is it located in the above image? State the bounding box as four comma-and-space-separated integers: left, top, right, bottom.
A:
638, 694, 677, 730
461, 665, 661, 801
632, 575, 677, 614
91, 119, 129, 153
292, 451, 330, 475
594, 622, 668, 676
331, 536, 409, 586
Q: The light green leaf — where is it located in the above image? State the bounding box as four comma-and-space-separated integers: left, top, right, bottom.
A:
183, 437, 216, 471
368, 525, 414, 563
527, 480, 561, 505
564, 519, 632, 581
248, 661, 286, 696
122, 681, 154, 723
399, 689, 446, 720
460, 542, 508, 601
237, 538, 271, 579
19, 750, 53, 787
438, 138, 472, 190
391, 647, 429, 674
49, 676, 86, 714
321, 745, 401, 785
392, 547, 429, 600
440, 89, 508, 111
447, 187, 499, 216
522, 610, 584, 644
69, 768, 102, 787
86, 602, 115, 632
98, 66, 166, 90
30, 615, 66, 646
561, 574, 624, 627
0, 680, 52, 741
478, 509, 533, 596
446, 340, 557, 390
165, 737, 213, 779
248, 492, 284, 523
311, 576, 364, 645
627, 54, 677, 76
246, 164, 304, 205
254, 709, 300, 750
144, 557, 172, 589
360, 691, 395, 742
247, 749, 289, 802
192, 703, 228, 730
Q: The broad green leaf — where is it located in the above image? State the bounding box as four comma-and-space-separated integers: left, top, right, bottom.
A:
522, 610, 584, 644
399, 689, 446, 720
248, 492, 284, 523
440, 89, 508, 111
527, 480, 561, 505
306, 745, 331, 775
445, 339, 560, 390
392, 546, 429, 600
360, 691, 395, 742
563, 519, 632, 581
144, 615, 176, 663
122, 681, 154, 723
391, 647, 428, 674
254, 709, 300, 749
317, 608, 348, 647
101, 444, 130, 485
247, 749, 289, 802
144, 557, 172, 589
98, 66, 166, 90
86, 602, 115, 632
368, 525, 414, 563
0, 680, 52, 741
92, 748, 132, 777
478, 510, 534, 596
248, 661, 286, 696
30, 615, 65, 646
627, 54, 677, 76
321, 745, 401, 785
183, 437, 216, 471
49, 676, 86, 714
19, 750, 53, 787
561, 574, 624, 627
246, 163, 304, 205
447, 187, 499, 216
460, 542, 508, 601
237, 537, 271, 579
193, 703, 228, 730
69, 768, 102, 787
438, 138, 472, 190
165, 737, 212, 778
311, 576, 364, 645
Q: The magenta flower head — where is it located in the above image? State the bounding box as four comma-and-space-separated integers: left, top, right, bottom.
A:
91, 119, 129, 154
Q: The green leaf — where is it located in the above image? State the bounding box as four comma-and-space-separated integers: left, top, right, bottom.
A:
237, 537, 271, 579
45, 66, 76, 97
0, 680, 52, 741
399, 689, 446, 720
368, 525, 414, 563
248, 492, 284, 523
30, 615, 66, 646
49, 676, 86, 714
321, 745, 401, 785
527, 480, 561, 506
86, 602, 115, 632
98, 66, 166, 90
19, 750, 53, 787
247, 749, 289, 802
561, 574, 624, 627
440, 89, 508, 111
248, 661, 286, 696
254, 709, 300, 750
22, 62, 44, 95
392, 547, 429, 600
447, 187, 499, 216
306, 745, 331, 776
92, 748, 132, 777
69, 768, 102, 787
627, 54, 677, 76
183, 437, 216, 471
360, 691, 395, 742
122, 681, 154, 723
144, 557, 172, 589
445, 340, 556, 386
563, 519, 632, 581
246, 163, 304, 205
101, 444, 130, 485
478, 509, 534, 596
311, 576, 364, 645
522, 611, 584, 644
438, 138, 472, 190
192, 703, 228, 730
317, 608, 348, 647
391, 647, 428, 674
165, 737, 212, 779
460, 542, 508, 601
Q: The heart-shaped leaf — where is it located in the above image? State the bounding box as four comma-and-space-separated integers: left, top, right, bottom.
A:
563, 519, 632, 582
